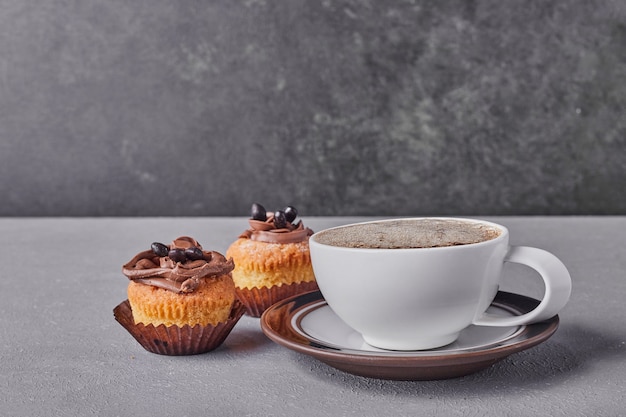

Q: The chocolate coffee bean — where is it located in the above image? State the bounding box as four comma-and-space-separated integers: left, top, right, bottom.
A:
151, 242, 169, 257
168, 248, 186, 263
185, 247, 204, 261
274, 210, 287, 229
251, 203, 267, 221
284, 206, 298, 223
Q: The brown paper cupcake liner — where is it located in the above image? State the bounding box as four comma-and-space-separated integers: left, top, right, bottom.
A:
235, 280, 319, 318
113, 299, 245, 355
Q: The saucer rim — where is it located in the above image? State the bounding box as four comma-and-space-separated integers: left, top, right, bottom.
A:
260, 290, 559, 380
291, 299, 527, 355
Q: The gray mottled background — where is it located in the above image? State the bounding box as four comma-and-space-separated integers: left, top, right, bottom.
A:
1, 0, 625, 216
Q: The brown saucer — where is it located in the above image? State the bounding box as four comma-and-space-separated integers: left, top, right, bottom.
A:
260, 291, 559, 380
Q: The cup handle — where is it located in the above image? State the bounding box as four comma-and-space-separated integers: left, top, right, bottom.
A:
472, 246, 572, 327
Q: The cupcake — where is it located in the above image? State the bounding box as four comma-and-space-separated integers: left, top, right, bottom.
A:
113, 236, 245, 355
226, 203, 318, 317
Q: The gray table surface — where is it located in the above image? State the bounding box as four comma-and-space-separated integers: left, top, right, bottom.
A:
1, 216, 624, 416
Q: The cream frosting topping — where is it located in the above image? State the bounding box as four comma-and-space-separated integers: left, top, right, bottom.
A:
122, 236, 234, 293
239, 213, 313, 244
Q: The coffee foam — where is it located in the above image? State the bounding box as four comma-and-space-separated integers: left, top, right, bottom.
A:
314, 219, 501, 249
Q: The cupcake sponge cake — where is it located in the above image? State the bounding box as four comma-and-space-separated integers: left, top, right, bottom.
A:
226, 203, 318, 317
126, 275, 235, 327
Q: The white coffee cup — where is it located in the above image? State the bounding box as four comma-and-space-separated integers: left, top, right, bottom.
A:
309, 218, 572, 350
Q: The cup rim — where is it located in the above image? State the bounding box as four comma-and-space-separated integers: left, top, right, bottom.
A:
309, 217, 508, 252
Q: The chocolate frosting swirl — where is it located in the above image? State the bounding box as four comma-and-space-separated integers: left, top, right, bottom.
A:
122, 236, 234, 293
239, 213, 313, 244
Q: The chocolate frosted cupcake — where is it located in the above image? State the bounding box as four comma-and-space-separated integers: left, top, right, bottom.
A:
114, 236, 245, 355
226, 203, 318, 317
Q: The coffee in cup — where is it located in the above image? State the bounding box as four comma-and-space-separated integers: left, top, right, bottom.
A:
309, 218, 572, 350
313, 218, 501, 249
